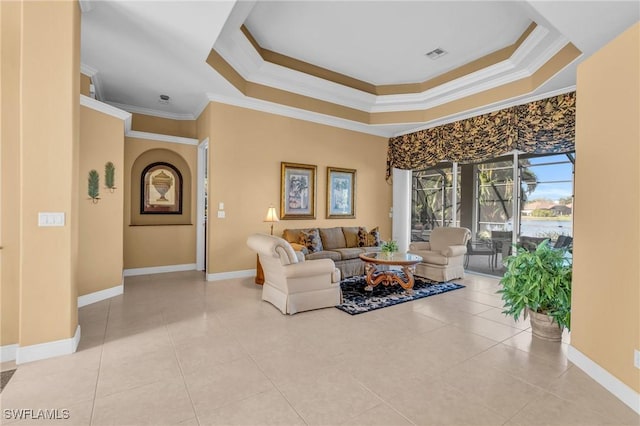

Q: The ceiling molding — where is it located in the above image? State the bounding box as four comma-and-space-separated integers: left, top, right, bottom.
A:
125, 130, 199, 146
240, 23, 539, 96
392, 85, 577, 137
80, 94, 132, 132
80, 63, 105, 101
208, 40, 581, 126
106, 101, 196, 121
212, 21, 578, 117
78, 0, 93, 14
205, 93, 394, 138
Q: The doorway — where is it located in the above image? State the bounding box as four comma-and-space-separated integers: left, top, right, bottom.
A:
196, 139, 208, 273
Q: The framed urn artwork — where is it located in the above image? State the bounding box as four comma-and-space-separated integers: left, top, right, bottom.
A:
280, 162, 316, 219
326, 167, 356, 218
140, 162, 183, 214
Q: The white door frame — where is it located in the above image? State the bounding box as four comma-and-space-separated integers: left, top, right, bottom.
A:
196, 138, 209, 271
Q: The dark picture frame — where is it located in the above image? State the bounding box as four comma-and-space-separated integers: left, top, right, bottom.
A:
327, 167, 356, 218
140, 162, 183, 214
280, 162, 316, 220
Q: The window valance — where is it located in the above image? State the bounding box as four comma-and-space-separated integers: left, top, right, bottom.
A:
386, 92, 576, 180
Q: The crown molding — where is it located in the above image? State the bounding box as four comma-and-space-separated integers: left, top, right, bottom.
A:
106, 101, 196, 121
205, 94, 394, 138
78, 0, 94, 13
80, 95, 132, 132
392, 85, 576, 137
80, 63, 105, 101
125, 130, 199, 146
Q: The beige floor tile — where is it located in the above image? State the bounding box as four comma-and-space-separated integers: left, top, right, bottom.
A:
472, 343, 570, 389
450, 313, 523, 342
1, 368, 97, 410
435, 357, 547, 419
199, 388, 305, 425
185, 355, 274, 415
339, 403, 414, 426
173, 333, 248, 376
545, 366, 640, 424
476, 306, 531, 330
506, 392, 625, 425
374, 376, 507, 425
277, 369, 382, 425
91, 378, 195, 426
501, 330, 569, 364
6, 271, 634, 426
96, 347, 182, 397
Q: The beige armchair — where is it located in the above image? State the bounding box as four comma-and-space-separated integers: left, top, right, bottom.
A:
246, 233, 342, 315
408, 227, 471, 282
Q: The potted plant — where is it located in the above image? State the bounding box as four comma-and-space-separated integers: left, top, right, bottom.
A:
497, 239, 572, 341
380, 240, 399, 256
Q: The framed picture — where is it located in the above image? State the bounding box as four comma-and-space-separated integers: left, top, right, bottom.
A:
140, 162, 183, 214
327, 167, 356, 218
280, 162, 316, 219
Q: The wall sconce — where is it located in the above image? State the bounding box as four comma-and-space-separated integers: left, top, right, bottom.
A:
263, 206, 279, 235
88, 170, 100, 203
105, 161, 116, 193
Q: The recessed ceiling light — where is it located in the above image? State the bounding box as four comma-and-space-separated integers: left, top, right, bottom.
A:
159, 94, 170, 104
426, 48, 447, 60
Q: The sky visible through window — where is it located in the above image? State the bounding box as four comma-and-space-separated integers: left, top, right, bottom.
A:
524, 155, 573, 202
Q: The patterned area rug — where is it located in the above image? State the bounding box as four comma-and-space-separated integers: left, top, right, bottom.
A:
336, 274, 465, 315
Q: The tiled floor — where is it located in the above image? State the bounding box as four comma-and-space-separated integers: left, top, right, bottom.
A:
2, 271, 638, 425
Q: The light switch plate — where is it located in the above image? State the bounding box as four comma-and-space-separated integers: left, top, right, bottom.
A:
38, 212, 65, 227
218, 202, 224, 210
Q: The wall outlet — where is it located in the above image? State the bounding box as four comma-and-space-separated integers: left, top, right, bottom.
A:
217, 210, 225, 219
634, 349, 640, 369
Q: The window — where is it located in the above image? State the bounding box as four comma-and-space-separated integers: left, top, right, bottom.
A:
411, 164, 460, 241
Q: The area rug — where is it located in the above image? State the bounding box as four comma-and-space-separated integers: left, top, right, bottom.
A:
336, 274, 465, 315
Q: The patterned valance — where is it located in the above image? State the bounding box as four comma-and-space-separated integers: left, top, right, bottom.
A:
386, 92, 576, 180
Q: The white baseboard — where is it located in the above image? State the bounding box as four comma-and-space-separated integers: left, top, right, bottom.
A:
16, 325, 81, 365
78, 282, 124, 308
1, 344, 18, 363
207, 269, 255, 282
567, 345, 640, 414
123, 263, 196, 277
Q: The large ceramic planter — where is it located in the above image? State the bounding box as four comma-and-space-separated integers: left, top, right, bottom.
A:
528, 308, 563, 341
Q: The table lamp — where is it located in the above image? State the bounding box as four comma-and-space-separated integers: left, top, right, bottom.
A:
263, 206, 279, 235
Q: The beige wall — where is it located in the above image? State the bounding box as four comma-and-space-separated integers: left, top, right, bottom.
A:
78, 106, 124, 296
131, 113, 197, 139
123, 138, 197, 269
203, 102, 391, 273
573, 23, 640, 393
80, 73, 91, 97
1, 0, 21, 346
17, 0, 80, 346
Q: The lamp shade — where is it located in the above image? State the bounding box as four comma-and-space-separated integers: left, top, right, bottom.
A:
263, 206, 279, 223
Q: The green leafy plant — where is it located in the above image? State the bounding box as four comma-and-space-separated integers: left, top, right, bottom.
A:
105, 161, 116, 190
381, 240, 399, 253
498, 240, 572, 330
88, 170, 100, 202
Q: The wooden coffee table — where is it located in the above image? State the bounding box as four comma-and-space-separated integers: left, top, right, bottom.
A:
358, 252, 423, 293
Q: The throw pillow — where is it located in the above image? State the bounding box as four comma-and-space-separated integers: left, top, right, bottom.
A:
289, 242, 309, 255
299, 229, 323, 253
357, 226, 381, 247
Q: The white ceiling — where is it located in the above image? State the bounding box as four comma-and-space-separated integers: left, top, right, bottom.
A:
245, 1, 532, 85
80, 1, 640, 137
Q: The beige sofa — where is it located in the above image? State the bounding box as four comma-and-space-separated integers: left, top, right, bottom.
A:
282, 227, 382, 278
247, 233, 342, 315
408, 227, 471, 282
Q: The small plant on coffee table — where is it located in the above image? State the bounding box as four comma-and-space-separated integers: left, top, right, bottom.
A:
381, 240, 399, 254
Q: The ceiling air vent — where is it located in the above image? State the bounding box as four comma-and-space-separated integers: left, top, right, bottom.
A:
426, 48, 447, 60
158, 94, 170, 104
